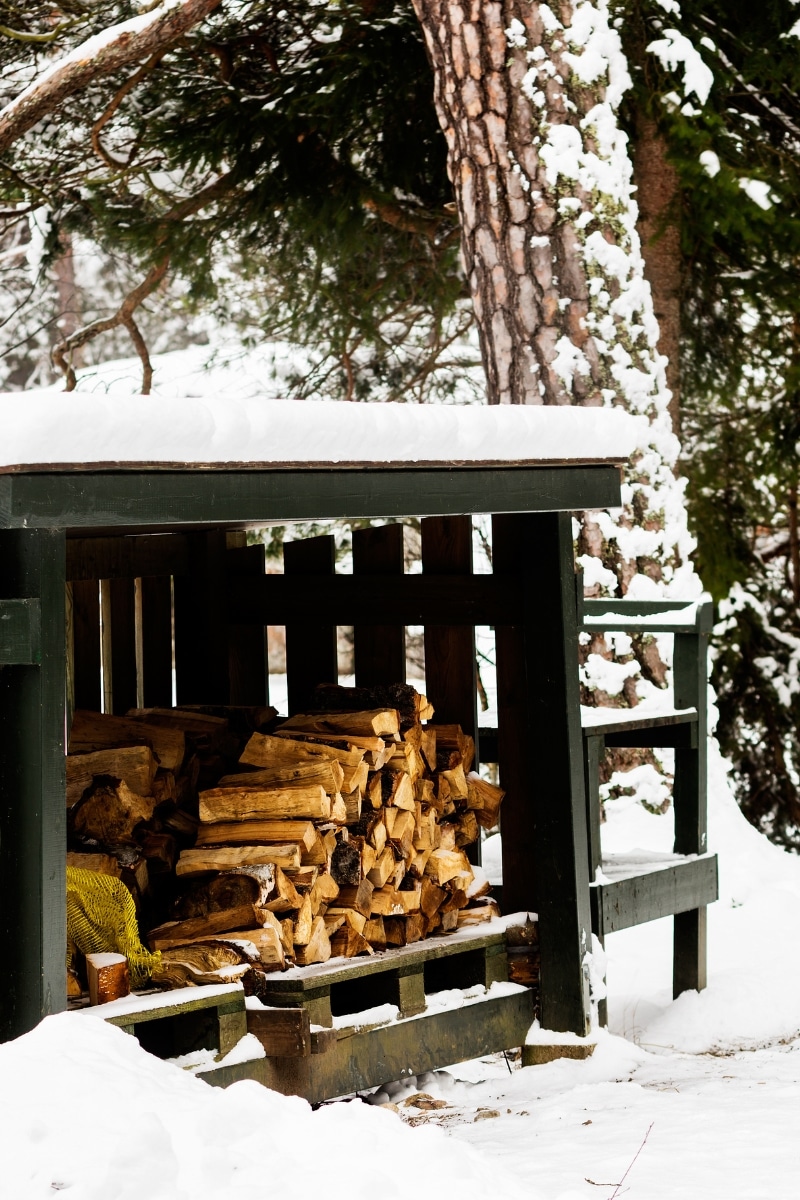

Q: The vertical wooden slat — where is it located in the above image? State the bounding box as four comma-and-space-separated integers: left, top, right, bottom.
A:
0, 528, 66, 1040
493, 511, 592, 1036
141, 575, 173, 708
421, 516, 477, 733
672, 617, 710, 997
284, 535, 338, 715
421, 515, 479, 862
71, 578, 101, 712
108, 576, 137, 715
353, 524, 406, 686
227, 543, 268, 705
174, 531, 229, 705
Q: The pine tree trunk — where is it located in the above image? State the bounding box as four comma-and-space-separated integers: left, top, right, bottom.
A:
633, 115, 682, 434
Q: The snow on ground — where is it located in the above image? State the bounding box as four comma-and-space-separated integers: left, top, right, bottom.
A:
2, 738, 799, 1198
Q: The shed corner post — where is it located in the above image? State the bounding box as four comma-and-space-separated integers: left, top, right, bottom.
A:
0, 528, 67, 1040
522, 510, 593, 1036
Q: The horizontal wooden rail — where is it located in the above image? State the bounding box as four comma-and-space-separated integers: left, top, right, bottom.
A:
66, 533, 190, 581
227, 573, 525, 627
582, 598, 714, 634
0, 598, 41, 665
590, 854, 718, 934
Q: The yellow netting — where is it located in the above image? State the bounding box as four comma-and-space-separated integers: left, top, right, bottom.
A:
66, 866, 161, 989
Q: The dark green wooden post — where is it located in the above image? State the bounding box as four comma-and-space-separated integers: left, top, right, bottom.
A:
494, 511, 592, 1035
284, 535, 338, 714
175, 531, 230, 704
0, 529, 66, 1040
672, 605, 711, 996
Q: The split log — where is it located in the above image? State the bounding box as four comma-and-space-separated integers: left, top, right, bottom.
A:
335, 879, 374, 917
176, 844, 301, 876
439, 909, 458, 933
370, 887, 413, 918
309, 872, 340, 915
69, 710, 185, 771
325, 907, 367, 935
152, 940, 254, 987
366, 847, 395, 890
424, 847, 473, 887
363, 916, 387, 951
148, 905, 259, 950
196, 923, 285, 969
420, 877, 447, 920
456, 901, 501, 926
382, 772, 415, 811
198, 784, 332, 823
66, 745, 157, 808
173, 864, 278, 919
384, 913, 424, 947
343, 789, 363, 823
466, 772, 505, 829
429, 724, 475, 772
66, 851, 121, 878
330, 839, 362, 887
293, 894, 314, 946
194, 819, 319, 854
310, 683, 432, 730
441, 763, 469, 802
140, 831, 177, 873
280, 709, 400, 739
240, 731, 364, 771
293, 917, 331, 966
70, 777, 157, 847
151, 769, 178, 806
217, 758, 344, 794
454, 810, 479, 848
86, 952, 130, 1005
388, 809, 416, 858
330, 926, 373, 958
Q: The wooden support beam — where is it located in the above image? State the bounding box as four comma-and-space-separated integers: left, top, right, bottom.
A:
0, 529, 66, 1040
352, 524, 405, 686
284, 536, 338, 715
3, 465, 625, 530
227, 572, 523, 627
66, 533, 189, 581
0, 598, 40, 665
174, 530, 229, 704
493, 512, 592, 1036
590, 856, 718, 935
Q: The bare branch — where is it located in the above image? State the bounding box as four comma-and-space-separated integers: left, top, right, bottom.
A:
0, 0, 222, 157
91, 51, 164, 169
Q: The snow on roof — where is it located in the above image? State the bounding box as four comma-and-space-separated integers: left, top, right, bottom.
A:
0, 392, 644, 471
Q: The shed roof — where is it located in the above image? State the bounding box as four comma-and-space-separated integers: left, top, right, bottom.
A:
0, 393, 642, 473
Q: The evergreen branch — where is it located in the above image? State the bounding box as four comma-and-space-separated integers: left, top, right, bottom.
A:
0, 19, 75, 44
0, 0, 222, 157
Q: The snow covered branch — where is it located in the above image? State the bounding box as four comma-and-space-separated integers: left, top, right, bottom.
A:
0, 0, 222, 157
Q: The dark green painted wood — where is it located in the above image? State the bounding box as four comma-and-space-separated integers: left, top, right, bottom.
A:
582, 598, 714, 633
494, 512, 592, 1036
66, 533, 189, 581
590, 855, 718, 934
0, 465, 623, 530
284, 535, 338, 714
602, 723, 697, 749
352, 524, 406, 686
108, 576, 137, 714
228, 572, 524, 628
174, 531, 229, 704
0, 529, 66, 1040
71, 580, 101, 711
0, 598, 40, 665
198, 989, 535, 1102
582, 710, 697, 740
584, 734, 604, 879
422, 515, 479, 864
674, 906, 707, 995
227, 544, 268, 706
141, 575, 173, 707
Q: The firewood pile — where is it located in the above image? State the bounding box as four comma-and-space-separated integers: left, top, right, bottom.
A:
66, 685, 505, 996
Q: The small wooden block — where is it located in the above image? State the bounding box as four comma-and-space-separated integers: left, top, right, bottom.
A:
247, 1007, 311, 1058
522, 1041, 597, 1066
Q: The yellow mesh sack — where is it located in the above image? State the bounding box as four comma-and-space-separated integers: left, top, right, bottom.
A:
66, 866, 161, 989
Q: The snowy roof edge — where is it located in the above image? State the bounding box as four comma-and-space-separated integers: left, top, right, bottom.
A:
0, 456, 628, 475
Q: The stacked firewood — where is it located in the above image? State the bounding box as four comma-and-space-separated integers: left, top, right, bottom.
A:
66, 686, 505, 992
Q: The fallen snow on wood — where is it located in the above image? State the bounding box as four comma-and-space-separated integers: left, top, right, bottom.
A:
0, 391, 643, 469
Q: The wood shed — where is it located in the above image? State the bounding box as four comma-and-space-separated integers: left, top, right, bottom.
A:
0, 396, 716, 1099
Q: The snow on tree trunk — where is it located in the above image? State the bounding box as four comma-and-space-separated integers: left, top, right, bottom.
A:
413, 0, 698, 640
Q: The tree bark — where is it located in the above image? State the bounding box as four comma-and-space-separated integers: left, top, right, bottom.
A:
412, 0, 645, 408
633, 115, 682, 434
